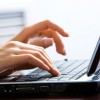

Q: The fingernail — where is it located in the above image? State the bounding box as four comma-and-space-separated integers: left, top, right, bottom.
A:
52, 65, 61, 76
48, 65, 61, 76
53, 68, 61, 76
45, 65, 50, 71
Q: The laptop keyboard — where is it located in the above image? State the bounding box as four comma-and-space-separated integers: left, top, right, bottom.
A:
16, 60, 90, 82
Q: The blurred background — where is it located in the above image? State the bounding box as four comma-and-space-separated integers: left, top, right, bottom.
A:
0, 0, 99, 60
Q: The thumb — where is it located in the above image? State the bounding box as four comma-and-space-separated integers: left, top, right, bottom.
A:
30, 38, 54, 48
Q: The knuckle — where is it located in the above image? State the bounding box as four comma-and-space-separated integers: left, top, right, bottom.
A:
39, 47, 44, 51
25, 54, 33, 60
38, 47, 45, 53
7, 41, 18, 47
41, 20, 51, 29
44, 19, 50, 24
34, 51, 41, 57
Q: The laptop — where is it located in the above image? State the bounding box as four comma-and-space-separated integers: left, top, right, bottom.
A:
0, 37, 100, 95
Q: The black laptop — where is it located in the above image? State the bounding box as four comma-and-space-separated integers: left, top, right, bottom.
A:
0, 37, 100, 95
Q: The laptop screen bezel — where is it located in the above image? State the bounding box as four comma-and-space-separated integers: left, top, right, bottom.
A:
87, 37, 100, 76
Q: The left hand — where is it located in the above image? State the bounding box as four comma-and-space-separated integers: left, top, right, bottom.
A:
0, 41, 61, 77
10, 20, 69, 55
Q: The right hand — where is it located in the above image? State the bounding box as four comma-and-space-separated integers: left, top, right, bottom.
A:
0, 41, 60, 77
11, 20, 69, 55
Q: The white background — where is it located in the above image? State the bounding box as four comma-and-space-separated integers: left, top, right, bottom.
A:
0, 0, 99, 60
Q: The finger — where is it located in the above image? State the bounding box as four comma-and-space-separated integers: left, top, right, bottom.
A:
30, 37, 54, 48
36, 47, 61, 76
16, 49, 54, 70
52, 30, 66, 55
11, 54, 50, 71
4, 41, 58, 72
40, 29, 66, 55
12, 54, 60, 76
28, 20, 69, 38
10, 20, 69, 43
8, 41, 53, 66
15, 63, 61, 76
18, 43, 54, 66
35, 46, 55, 65
48, 67, 61, 76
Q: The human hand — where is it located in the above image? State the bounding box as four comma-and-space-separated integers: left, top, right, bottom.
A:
0, 41, 60, 77
11, 20, 69, 55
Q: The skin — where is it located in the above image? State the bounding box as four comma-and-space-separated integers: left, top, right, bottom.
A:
0, 20, 69, 77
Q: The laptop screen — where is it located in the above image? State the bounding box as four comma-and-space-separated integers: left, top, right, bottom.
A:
87, 37, 100, 76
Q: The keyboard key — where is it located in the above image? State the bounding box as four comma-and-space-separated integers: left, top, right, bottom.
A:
38, 78, 49, 81
54, 61, 66, 68
48, 78, 58, 81
50, 76, 63, 80
61, 60, 86, 74
58, 60, 76, 71
59, 77, 70, 81
71, 68, 87, 80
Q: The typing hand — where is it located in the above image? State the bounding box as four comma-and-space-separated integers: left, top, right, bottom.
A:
0, 20, 69, 77
11, 20, 69, 55
0, 41, 60, 77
